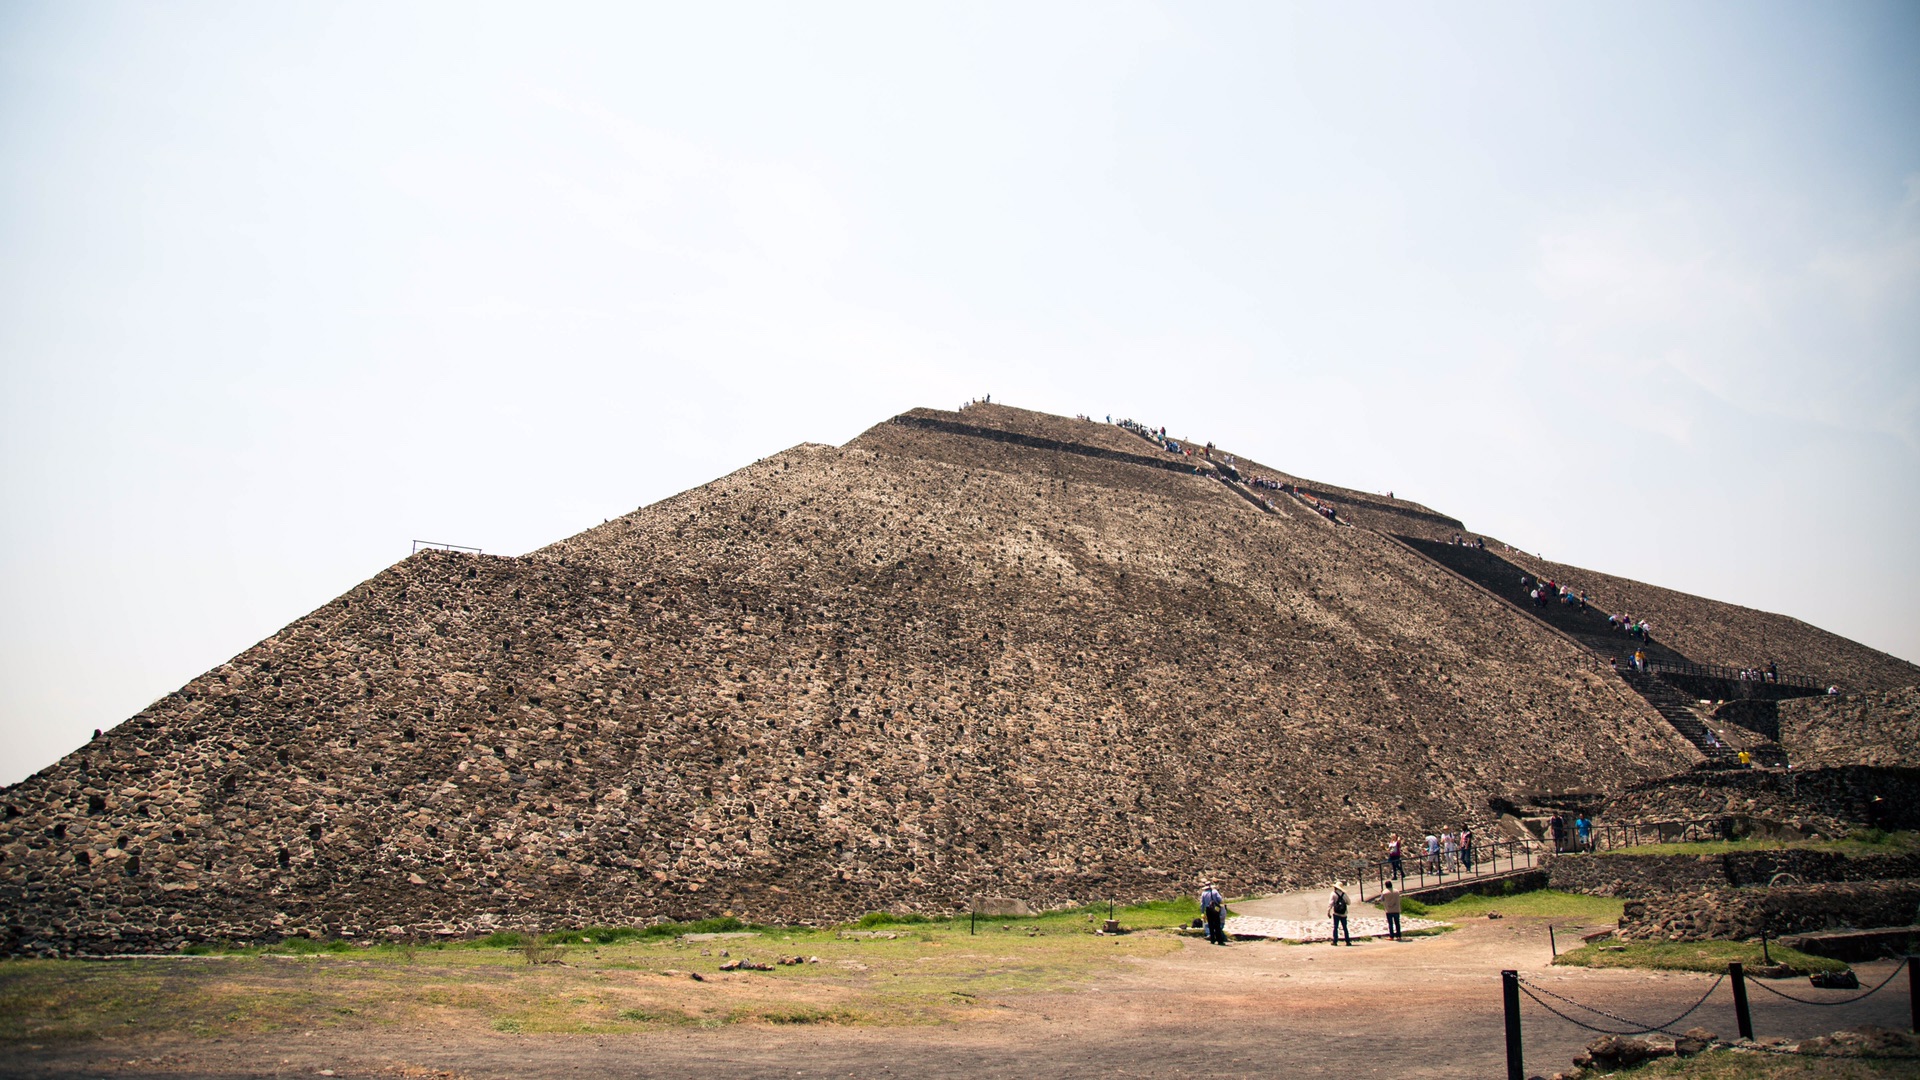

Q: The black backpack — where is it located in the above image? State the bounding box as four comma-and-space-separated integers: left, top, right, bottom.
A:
1332, 890, 1348, 915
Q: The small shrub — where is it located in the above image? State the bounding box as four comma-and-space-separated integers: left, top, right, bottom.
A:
1398, 898, 1429, 916
520, 935, 567, 965
855, 911, 931, 928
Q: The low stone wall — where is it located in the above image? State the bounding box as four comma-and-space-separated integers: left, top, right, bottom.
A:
1604, 766, 1920, 835
1617, 880, 1920, 942
1549, 850, 1920, 897
1778, 926, 1920, 962
1550, 853, 1723, 896
1711, 700, 1780, 742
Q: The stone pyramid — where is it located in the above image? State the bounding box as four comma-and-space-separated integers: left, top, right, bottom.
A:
3, 404, 1913, 955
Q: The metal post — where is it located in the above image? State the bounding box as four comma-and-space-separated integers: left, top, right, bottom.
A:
1502, 969, 1524, 1080
1549, 925, 1557, 958
1730, 961, 1753, 1041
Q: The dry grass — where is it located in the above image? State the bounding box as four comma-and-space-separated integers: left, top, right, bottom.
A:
0, 920, 1184, 1043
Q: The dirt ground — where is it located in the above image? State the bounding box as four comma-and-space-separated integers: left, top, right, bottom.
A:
5, 913, 1913, 1079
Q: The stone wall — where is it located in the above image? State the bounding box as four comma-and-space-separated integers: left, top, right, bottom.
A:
1549, 850, 1920, 897
1602, 767, 1920, 837
1711, 700, 1781, 742
1780, 687, 1920, 770
1618, 881, 1920, 942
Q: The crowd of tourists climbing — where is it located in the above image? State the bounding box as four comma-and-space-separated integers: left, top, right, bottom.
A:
1102, 413, 1826, 709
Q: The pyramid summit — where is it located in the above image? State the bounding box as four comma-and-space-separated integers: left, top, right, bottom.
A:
4, 403, 1915, 955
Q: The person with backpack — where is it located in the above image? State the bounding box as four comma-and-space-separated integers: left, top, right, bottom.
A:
1327, 886, 1352, 945
1199, 882, 1228, 946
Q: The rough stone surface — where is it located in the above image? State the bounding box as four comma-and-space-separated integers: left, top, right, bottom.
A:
1549, 850, 1920, 897
1780, 687, 1920, 770
1600, 767, 1920, 837
1499, 552, 1920, 693
0, 404, 1901, 955
1617, 881, 1920, 942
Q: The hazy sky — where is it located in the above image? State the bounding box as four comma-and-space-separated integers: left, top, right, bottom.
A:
3, 1, 1916, 786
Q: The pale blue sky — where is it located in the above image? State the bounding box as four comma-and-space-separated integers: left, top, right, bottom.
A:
3, 1, 1916, 784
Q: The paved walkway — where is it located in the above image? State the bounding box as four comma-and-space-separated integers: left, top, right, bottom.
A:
1224, 886, 1443, 942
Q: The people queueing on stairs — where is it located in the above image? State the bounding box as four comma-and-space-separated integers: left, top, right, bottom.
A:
1199, 882, 1228, 946
1328, 886, 1353, 945
1380, 881, 1403, 940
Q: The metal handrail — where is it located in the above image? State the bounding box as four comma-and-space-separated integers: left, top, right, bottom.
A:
1582, 818, 1732, 852
1354, 817, 1748, 901
412, 540, 483, 555
1355, 836, 1541, 902
1642, 658, 1822, 691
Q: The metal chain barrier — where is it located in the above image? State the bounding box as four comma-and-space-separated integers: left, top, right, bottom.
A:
1517, 973, 1725, 1037
1746, 955, 1909, 1007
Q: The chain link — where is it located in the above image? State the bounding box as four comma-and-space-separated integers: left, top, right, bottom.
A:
1517, 973, 1724, 1036
1746, 955, 1909, 1007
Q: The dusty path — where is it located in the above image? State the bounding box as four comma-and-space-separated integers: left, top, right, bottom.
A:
8, 917, 1911, 1079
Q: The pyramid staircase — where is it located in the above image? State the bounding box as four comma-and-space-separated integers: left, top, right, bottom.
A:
1395, 537, 1743, 766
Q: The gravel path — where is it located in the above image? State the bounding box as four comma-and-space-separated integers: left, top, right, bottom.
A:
1224, 913, 1445, 941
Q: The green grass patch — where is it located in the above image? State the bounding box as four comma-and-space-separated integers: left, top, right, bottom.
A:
1553, 938, 1848, 976
1597, 829, 1919, 859
854, 911, 932, 928
1416, 889, 1624, 923
760, 1007, 854, 1024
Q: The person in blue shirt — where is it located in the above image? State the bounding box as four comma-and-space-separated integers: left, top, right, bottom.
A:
1199, 883, 1227, 946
